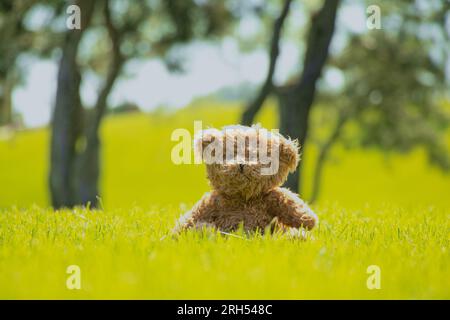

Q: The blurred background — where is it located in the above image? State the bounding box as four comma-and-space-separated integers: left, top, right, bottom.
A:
0, 0, 449, 210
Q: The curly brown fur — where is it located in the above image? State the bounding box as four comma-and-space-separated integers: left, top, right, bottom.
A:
173, 125, 318, 235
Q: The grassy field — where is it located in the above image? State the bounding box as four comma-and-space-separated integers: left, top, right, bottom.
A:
0, 101, 449, 299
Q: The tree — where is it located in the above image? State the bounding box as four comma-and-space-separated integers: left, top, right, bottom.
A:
277, 0, 339, 193
49, 0, 97, 208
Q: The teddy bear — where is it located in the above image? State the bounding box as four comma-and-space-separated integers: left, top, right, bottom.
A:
173, 125, 318, 235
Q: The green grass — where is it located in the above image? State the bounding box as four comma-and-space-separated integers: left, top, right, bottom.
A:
0, 100, 449, 299
0, 204, 448, 299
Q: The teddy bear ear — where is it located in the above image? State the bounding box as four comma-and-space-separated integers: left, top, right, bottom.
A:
279, 137, 300, 173
193, 128, 223, 159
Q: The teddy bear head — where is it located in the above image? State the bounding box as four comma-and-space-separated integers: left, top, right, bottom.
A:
194, 125, 299, 199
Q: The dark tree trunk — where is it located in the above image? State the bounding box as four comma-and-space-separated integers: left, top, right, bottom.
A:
49, 0, 96, 208
49, 37, 84, 208
241, 0, 292, 126
278, 0, 339, 194
75, 129, 101, 206
277, 84, 312, 192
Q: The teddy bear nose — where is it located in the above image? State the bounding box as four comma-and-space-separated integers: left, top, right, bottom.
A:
239, 164, 244, 173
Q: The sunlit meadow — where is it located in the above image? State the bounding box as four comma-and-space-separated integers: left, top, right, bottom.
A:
0, 101, 449, 299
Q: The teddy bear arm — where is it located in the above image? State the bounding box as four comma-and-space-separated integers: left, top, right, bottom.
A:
172, 193, 216, 234
267, 188, 318, 230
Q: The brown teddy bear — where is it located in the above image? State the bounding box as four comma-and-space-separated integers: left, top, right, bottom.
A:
173, 125, 318, 235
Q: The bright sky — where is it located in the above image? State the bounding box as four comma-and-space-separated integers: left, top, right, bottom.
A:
13, 2, 368, 128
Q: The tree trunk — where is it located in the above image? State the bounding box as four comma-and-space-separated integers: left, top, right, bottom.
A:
278, 0, 339, 194
277, 85, 312, 192
75, 128, 101, 206
241, 0, 292, 125
49, 38, 84, 208
49, 0, 96, 208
